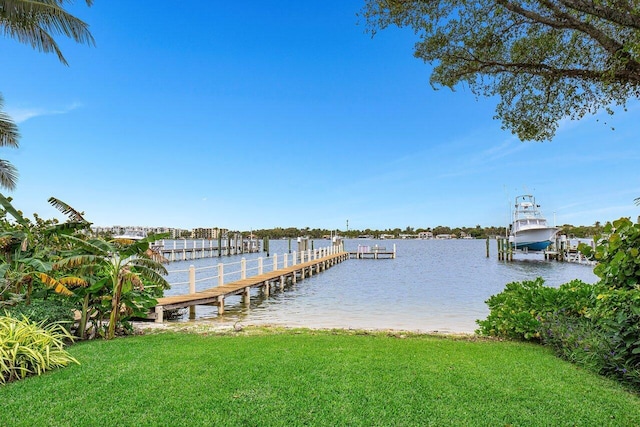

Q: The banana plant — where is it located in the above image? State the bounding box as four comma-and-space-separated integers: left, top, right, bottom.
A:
0, 193, 89, 304
54, 234, 169, 339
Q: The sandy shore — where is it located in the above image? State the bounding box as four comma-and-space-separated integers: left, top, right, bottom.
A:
132, 320, 475, 337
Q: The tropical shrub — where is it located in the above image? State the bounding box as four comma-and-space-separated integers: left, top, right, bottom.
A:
539, 311, 612, 373
479, 217, 640, 390
579, 217, 640, 290
476, 277, 557, 339
476, 278, 598, 340
0, 314, 78, 384
590, 289, 640, 388
4, 298, 75, 331
538, 288, 640, 391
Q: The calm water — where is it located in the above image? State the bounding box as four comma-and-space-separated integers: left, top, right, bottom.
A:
162, 239, 597, 333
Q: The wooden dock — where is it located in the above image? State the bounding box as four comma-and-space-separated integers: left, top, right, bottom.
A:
349, 244, 396, 259
155, 235, 260, 262
151, 249, 349, 322
494, 236, 596, 265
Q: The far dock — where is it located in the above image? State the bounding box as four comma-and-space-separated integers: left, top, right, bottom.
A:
349, 244, 396, 259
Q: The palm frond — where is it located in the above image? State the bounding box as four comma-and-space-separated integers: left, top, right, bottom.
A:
0, 160, 19, 191
0, 94, 20, 149
47, 197, 87, 222
1, 0, 95, 65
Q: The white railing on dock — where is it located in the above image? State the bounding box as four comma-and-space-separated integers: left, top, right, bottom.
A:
165, 243, 344, 295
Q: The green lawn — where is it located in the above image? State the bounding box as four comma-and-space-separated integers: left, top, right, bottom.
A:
2, 328, 639, 426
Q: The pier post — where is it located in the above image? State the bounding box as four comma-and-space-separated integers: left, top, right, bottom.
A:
263, 280, 270, 297
273, 254, 278, 272
218, 234, 222, 257
486, 237, 490, 258
288, 238, 292, 253
155, 305, 164, 323
243, 287, 250, 305
217, 263, 224, 287
284, 253, 288, 268
241, 258, 246, 279
217, 295, 224, 314
258, 257, 263, 275
189, 265, 196, 319
292, 251, 297, 266
189, 265, 196, 294
279, 275, 285, 291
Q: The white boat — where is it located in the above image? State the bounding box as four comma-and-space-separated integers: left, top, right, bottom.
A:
113, 230, 147, 241
509, 195, 558, 251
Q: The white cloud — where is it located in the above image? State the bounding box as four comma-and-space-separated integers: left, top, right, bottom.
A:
6, 102, 83, 123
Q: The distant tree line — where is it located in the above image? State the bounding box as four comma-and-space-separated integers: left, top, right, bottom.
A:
240, 223, 605, 240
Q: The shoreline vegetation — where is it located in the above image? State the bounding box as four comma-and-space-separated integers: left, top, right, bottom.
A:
105, 223, 607, 241
2, 326, 639, 426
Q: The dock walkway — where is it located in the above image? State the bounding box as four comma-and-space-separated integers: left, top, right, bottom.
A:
152, 249, 348, 322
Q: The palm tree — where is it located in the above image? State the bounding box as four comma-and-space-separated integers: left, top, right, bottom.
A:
0, 0, 95, 66
0, 95, 19, 191
1, 1, 95, 190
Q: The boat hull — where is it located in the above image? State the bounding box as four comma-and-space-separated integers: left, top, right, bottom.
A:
510, 228, 558, 251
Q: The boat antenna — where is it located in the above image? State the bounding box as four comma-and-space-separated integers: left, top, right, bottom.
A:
503, 185, 510, 238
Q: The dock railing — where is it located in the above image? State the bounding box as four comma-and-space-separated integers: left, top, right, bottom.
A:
164, 243, 345, 295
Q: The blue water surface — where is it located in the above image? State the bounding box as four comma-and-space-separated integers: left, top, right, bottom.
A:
162, 238, 597, 333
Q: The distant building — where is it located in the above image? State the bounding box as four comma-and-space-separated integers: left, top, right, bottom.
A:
192, 227, 221, 239
418, 231, 433, 239
398, 234, 418, 239
91, 226, 195, 240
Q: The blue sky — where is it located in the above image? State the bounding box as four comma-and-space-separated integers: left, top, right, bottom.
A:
2, 1, 639, 231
